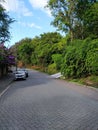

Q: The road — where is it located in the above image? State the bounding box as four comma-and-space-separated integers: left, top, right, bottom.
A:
0, 70, 98, 130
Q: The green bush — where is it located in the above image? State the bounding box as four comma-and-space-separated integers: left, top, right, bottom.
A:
61, 41, 86, 78
52, 54, 63, 70
47, 63, 58, 74
85, 39, 98, 75
61, 38, 98, 78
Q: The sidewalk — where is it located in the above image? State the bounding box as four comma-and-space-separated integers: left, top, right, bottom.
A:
0, 73, 14, 95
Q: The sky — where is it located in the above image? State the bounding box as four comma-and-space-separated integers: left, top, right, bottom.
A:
1, 0, 57, 47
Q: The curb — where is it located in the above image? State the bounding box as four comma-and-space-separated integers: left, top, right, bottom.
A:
0, 84, 11, 97
0, 80, 13, 98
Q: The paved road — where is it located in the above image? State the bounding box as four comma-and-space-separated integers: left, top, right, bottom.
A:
0, 70, 98, 130
0, 73, 14, 94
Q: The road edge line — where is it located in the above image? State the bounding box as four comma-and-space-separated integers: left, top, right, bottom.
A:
0, 84, 12, 98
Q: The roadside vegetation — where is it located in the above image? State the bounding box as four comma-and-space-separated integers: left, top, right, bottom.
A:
0, 0, 15, 77
10, 0, 98, 88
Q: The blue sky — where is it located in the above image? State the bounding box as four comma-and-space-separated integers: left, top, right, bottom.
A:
1, 0, 57, 47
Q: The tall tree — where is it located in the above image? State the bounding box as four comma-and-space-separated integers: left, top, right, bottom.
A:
47, 0, 76, 41
84, 2, 98, 38
0, 1, 14, 44
47, 0, 98, 40
17, 38, 32, 65
75, 0, 98, 39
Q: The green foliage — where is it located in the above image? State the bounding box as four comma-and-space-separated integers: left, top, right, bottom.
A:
47, 63, 57, 74
47, 0, 98, 40
61, 38, 98, 78
17, 38, 33, 65
0, 2, 14, 43
30, 32, 63, 67
15, 32, 63, 68
81, 2, 98, 38
52, 54, 63, 70
47, 0, 76, 41
85, 39, 98, 75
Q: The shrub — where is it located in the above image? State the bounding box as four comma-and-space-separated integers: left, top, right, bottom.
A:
52, 54, 63, 70
85, 39, 98, 75
47, 63, 58, 74
61, 38, 98, 78
61, 40, 86, 78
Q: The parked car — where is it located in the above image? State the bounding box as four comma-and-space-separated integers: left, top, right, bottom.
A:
20, 68, 29, 77
14, 70, 26, 80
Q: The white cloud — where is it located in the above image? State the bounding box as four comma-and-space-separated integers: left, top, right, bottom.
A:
28, 23, 42, 29
1, 0, 33, 16
29, 0, 47, 9
1, 0, 18, 11
29, 0, 51, 16
18, 21, 42, 29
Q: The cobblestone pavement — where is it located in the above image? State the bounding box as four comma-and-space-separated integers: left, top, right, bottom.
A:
0, 73, 14, 94
0, 70, 98, 130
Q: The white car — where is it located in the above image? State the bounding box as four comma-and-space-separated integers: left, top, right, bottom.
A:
20, 68, 28, 77
14, 70, 26, 80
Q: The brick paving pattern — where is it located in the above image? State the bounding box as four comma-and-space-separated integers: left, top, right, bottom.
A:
0, 73, 14, 94
0, 70, 98, 130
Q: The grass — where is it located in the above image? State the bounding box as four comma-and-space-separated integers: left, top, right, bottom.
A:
85, 76, 98, 88
67, 75, 98, 88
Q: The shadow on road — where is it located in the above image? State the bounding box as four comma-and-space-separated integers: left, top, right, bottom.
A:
12, 70, 52, 88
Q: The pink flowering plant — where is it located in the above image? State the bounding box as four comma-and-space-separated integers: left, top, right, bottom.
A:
0, 44, 15, 65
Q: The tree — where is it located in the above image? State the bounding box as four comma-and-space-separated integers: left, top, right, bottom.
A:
75, 0, 98, 39
47, 0, 98, 40
34, 32, 62, 67
15, 32, 62, 68
47, 0, 76, 41
84, 2, 98, 38
17, 38, 33, 65
0, 1, 14, 43
61, 38, 98, 78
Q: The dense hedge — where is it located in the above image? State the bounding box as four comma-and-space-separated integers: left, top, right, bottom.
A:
12, 34, 98, 78
61, 38, 98, 78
